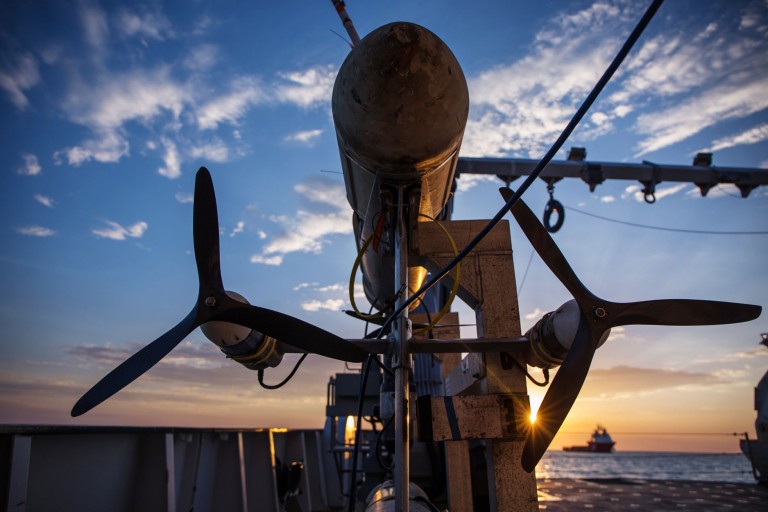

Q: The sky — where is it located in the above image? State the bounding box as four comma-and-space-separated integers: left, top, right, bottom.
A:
1, 0, 767, 453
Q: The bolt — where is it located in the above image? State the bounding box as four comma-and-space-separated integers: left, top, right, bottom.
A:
205, 296, 216, 307
594, 307, 607, 319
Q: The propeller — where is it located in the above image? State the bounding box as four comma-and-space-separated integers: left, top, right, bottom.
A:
72, 167, 367, 417
499, 187, 762, 472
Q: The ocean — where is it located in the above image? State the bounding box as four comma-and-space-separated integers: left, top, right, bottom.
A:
536, 451, 756, 483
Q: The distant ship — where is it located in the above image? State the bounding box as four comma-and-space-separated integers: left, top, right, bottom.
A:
563, 425, 616, 453
739, 333, 768, 485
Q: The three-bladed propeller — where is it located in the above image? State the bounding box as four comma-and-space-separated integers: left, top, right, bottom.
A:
71, 167, 367, 417
499, 187, 761, 472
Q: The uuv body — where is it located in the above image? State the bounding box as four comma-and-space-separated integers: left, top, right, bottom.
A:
332, 22, 469, 312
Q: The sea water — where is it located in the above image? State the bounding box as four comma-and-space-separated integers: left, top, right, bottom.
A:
536, 451, 755, 483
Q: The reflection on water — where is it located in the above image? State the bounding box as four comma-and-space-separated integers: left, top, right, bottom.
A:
536, 451, 754, 483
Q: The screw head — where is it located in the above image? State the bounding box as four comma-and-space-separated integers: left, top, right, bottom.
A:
593, 307, 607, 319
205, 296, 216, 307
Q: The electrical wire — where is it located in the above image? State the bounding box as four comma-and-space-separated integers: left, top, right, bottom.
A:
414, 214, 462, 335
517, 247, 535, 295
509, 357, 550, 387
566, 205, 768, 235
257, 354, 308, 390
348, 236, 385, 321
374, 0, 665, 344
347, 355, 374, 512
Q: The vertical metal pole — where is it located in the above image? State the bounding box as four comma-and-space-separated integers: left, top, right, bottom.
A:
393, 186, 411, 512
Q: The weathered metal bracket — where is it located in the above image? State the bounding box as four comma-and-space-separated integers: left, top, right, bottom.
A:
417, 393, 531, 442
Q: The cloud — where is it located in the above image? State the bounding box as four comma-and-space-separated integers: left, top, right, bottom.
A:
197, 77, 266, 130
300, 299, 344, 312
116, 7, 174, 42
15, 225, 55, 237
580, 365, 720, 399
183, 44, 219, 71
230, 221, 245, 237
175, 192, 194, 204
460, 1, 768, 159
189, 139, 230, 162
703, 123, 768, 153
315, 283, 345, 292
249, 254, 283, 266
524, 308, 544, 321
622, 182, 689, 202
633, 79, 768, 157
462, 1, 633, 158
455, 174, 499, 193
250, 178, 352, 265
92, 220, 148, 240
55, 128, 130, 166
78, 0, 109, 50
284, 129, 323, 145
157, 137, 181, 178
599, 195, 616, 203
17, 153, 41, 175
34, 194, 54, 208
274, 65, 336, 108
0, 50, 40, 109
293, 282, 319, 291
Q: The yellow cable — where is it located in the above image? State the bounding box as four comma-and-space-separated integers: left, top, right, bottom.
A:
413, 214, 461, 336
348, 235, 385, 321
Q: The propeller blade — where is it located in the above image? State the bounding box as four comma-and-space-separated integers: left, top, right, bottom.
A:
214, 301, 368, 362
609, 299, 762, 328
71, 309, 199, 417
499, 188, 596, 305
522, 315, 597, 472
194, 167, 225, 292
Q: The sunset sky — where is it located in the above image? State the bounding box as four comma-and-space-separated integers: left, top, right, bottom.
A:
1, 0, 767, 453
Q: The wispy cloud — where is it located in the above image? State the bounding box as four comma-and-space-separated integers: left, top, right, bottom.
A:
455, 174, 498, 193
274, 65, 336, 108
17, 153, 41, 175
15, 225, 55, 237
158, 137, 181, 179
78, 0, 109, 50
462, 1, 635, 157
175, 192, 194, 204
92, 220, 148, 240
197, 77, 266, 130
703, 123, 768, 153
0, 50, 40, 109
230, 221, 245, 237
622, 183, 689, 202
189, 139, 230, 162
115, 7, 174, 42
34, 194, 54, 208
461, 1, 768, 159
580, 365, 720, 399
300, 299, 344, 312
284, 129, 323, 146
183, 44, 219, 71
250, 177, 352, 266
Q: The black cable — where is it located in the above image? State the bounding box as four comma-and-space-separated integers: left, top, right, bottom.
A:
347, 355, 374, 512
375, 415, 394, 471
510, 358, 550, 387
566, 205, 768, 235
257, 354, 308, 390
517, 248, 535, 295
375, 0, 666, 343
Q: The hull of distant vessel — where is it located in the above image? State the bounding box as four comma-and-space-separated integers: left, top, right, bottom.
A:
563, 442, 615, 453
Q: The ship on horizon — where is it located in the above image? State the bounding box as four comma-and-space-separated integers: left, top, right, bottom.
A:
563, 425, 616, 453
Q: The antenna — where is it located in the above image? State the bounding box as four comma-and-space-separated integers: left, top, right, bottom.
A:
330, 0, 361, 46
